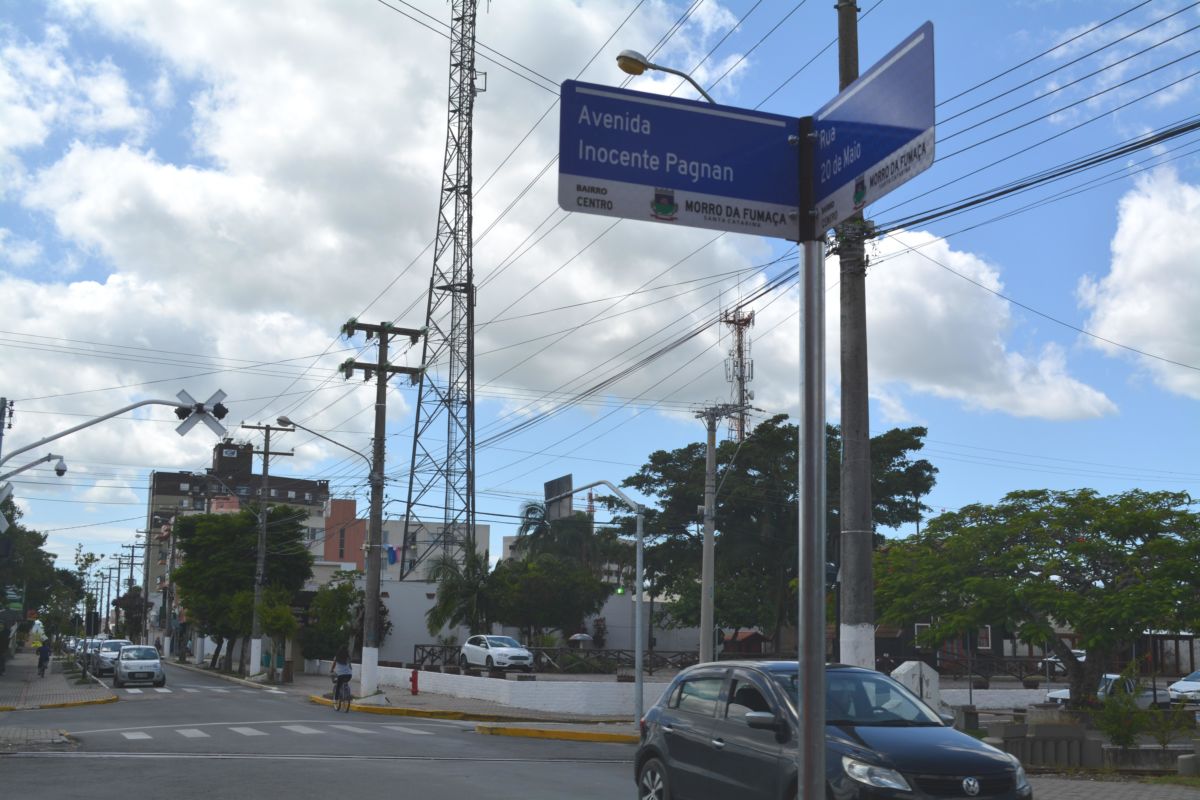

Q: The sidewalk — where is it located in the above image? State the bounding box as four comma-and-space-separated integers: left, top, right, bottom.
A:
0, 650, 115, 751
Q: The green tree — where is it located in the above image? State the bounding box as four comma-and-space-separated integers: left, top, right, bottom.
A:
300, 570, 358, 660
512, 504, 630, 580
172, 505, 312, 672
618, 416, 936, 645
112, 586, 147, 643
425, 548, 493, 636
489, 553, 611, 640
261, 586, 298, 683
876, 489, 1200, 707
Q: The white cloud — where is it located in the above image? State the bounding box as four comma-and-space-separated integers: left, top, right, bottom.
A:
1079, 167, 1200, 399
862, 230, 1116, 420
0, 227, 42, 266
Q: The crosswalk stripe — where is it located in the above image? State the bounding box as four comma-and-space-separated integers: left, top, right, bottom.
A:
281, 725, 321, 735
125, 688, 143, 694
121, 732, 151, 740
383, 725, 433, 735
211, 688, 230, 693
154, 688, 171, 693
182, 688, 200, 693
330, 724, 376, 734
176, 729, 209, 738
229, 727, 266, 737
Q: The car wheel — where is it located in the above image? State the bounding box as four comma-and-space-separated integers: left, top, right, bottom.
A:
486, 656, 494, 669
638, 757, 671, 800
154, 678, 165, 688
459, 653, 468, 668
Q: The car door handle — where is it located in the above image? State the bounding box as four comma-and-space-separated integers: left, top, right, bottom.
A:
661, 724, 674, 733
711, 737, 725, 749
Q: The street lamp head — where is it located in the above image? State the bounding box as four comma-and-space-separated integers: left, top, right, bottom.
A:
276, 416, 293, 427
616, 49, 652, 76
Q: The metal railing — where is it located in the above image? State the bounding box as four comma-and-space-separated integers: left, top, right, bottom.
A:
412, 644, 702, 674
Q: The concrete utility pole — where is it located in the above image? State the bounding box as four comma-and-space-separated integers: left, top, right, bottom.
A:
836, 0, 875, 670
340, 320, 422, 696
243, 422, 293, 676
696, 403, 739, 663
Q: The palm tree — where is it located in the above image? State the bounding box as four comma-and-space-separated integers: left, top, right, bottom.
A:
424, 548, 492, 636
512, 501, 550, 557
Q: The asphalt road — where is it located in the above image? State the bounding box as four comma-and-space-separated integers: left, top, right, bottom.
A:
1, 662, 635, 799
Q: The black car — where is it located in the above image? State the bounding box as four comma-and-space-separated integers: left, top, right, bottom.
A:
635, 661, 1032, 799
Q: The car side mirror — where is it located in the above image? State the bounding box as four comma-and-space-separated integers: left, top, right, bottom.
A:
938, 712, 955, 726
745, 711, 782, 731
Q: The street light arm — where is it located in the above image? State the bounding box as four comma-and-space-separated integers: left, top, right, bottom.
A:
0, 453, 65, 483
0, 399, 191, 468
651, 63, 716, 104
276, 417, 373, 474
545, 479, 641, 514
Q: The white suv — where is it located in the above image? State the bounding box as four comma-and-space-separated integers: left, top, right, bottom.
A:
459, 635, 533, 672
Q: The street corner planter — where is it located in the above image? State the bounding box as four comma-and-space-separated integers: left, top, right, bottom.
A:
516, 673, 536, 681
422, 664, 442, 672
617, 674, 635, 683
1022, 676, 1042, 689
465, 668, 482, 677
972, 677, 989, 690
487, 669, 507, 679
1026, 702, 1088, 728
442, 666, 461, 675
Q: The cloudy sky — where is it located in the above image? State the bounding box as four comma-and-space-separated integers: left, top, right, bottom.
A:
1, 0, 1197, 571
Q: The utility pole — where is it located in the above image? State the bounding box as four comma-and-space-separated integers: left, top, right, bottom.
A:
120, 542, 141, 642
721, 310, 755, 442
835, 0, 875, 670
0, 398, 11, 460
696, 403, 739, 663
243, 422, 293, 677
340, 320, 422, 696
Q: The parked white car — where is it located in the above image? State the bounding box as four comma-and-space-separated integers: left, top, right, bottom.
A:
1045, 673, 1171, 709
459, 635, 533, 672
1038, 649, 1086, 675
113, 644, 166, 688
1168, 670, 1200, 702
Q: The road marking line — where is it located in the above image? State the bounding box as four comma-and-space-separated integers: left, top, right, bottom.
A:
383, 725, 433, 735
211, 688, 230, 693
330, 725, 376, 734
229, 727, 266, 737
182, 688, 200, 693
154, 688, 171, 693
281, 725, 321, 735
125, 689, 143, 694
176, 729, 209, 738
121, 732, 151, 740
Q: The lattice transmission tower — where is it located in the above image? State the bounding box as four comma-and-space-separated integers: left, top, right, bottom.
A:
400, 0, 480, 578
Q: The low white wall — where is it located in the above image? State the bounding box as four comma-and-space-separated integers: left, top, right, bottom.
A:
309, 659, 669, 718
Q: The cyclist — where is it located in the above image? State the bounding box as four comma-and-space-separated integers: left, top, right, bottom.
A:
36, 641, 51, 677
330, 646, 353, 704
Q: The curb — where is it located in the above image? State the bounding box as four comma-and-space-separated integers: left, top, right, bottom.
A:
169, 659, 280, 691
36, 695, 119, 710
304, 693, 631, 725
474, 724, 638, 744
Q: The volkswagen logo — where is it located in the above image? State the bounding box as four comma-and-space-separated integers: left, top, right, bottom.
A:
962, 776, 981, 796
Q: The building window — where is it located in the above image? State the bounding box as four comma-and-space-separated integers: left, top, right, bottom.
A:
222, 448, 238, 458
236, 486, 250, 496
977, 626, 992, 650
178, 499, 189, 508
179, 482, 190, 492
338, 528, 345, 560
288, 490, 296, 499
305, 492, 312, 502
193, 499, 204, 510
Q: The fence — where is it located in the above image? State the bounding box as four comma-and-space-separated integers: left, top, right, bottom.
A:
412, 644, 700, 674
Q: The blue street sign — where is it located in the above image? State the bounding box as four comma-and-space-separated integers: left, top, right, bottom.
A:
559, 80, 802, 239
813, 21, 935, 231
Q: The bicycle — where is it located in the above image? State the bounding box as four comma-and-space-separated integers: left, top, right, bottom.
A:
332, 675, 352, 713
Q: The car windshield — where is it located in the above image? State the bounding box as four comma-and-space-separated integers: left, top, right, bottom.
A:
1180, 671, 1200, 683
771, 670, 943, 727
121, 648, 159, 660
486, 636, 522, 648
102, 641, 129, 652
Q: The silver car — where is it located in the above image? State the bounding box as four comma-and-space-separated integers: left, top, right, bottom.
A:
93, 639, 133, 675
113, 645, 166, 688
